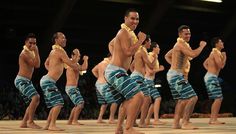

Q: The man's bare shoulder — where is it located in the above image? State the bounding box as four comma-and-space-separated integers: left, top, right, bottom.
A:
173, 42, 184, 51
52, 49, 67, 58
211, 51, 222, 59
20, 51, 31, 60
117, 28, 128, 37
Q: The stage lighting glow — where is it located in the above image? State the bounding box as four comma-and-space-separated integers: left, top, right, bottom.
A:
154, 84, 162, 88
201, 0, 222, 3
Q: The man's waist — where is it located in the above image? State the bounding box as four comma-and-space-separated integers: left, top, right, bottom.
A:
17, 72, 32, 80
170, 67, 184, 73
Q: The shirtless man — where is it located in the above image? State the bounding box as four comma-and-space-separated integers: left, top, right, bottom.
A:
130, 35, 156, 128
104, 8, 146, 134
40, 32, 80, 131
165, 44, 193, 124
14, 33, 41, 129
144, 42, 165, 126
65, 49, 88, 125
203, 37, 226, 125
92, 53, 118, 124
165, 50, 192, 80
166, 25, 206, 129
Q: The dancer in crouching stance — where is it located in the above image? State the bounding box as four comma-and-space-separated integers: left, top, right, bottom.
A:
104, 8, 146, 134
166, 25, 206, 129
14, 33, 41, 129
40, 32, 80, 131
203, 37, 226, 125
65, 49, 88, 125
92, 53, 118, 124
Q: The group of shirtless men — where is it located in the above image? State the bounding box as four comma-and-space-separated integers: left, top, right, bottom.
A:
14, 8, 227, 133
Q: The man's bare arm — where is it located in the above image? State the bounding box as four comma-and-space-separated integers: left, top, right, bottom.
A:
118, 30, 146, 56
203, 57, 208, 70
92, 64, 99, 78
165, 49, 172, 65
79, 56, 89, 71
180, 41, 206, 58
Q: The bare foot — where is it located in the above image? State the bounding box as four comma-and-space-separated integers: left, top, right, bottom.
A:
209, 120, 225, 125
153, 120, 166, 125
145, 120, 150, 125
97, 120, 106, 124
67, 121, 72, 125
43, 124, 49, 130
72, 121, 84, 125
181, 123, 198, 130
133, 122, 138, 127
124, 128, 144, 134
172, 124, 181, 129
20, 122, 27, 128
28, 122, 42, 129
138, 124, 153, 128
48, 126, 65, 131
115, 127, 123, 134
108, 120, 117, 124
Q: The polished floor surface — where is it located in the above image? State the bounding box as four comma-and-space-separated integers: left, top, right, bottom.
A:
0, 118, 235, 134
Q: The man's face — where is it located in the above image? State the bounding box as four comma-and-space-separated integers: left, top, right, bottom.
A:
72, 49, 80, 62
216, 39, 224, 49
179, 28, 191, 42
56, 33, 67, 47
145, 39, 151, 49
125, 12, 139, 31
26, 38, 36, 50
154, 45, 160, 54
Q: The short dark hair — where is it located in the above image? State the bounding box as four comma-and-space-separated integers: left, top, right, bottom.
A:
178, 25, 190, 33
144, 34, 151, 42
124, 8, 138, 17
211, 37, 221, 48
150, 42, 158, 51
52, 32, 61, 44
25, 33, 36, 41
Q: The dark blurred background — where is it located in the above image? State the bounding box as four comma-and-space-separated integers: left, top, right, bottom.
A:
0, 0, 235, 119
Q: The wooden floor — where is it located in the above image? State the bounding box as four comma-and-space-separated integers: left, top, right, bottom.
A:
0, 118, 236, 134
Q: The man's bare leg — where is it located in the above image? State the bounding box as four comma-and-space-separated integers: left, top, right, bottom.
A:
115, 103, 127, 134
133, 99, 143, 127
44, 107, 53, 130
125, 92, 145, 134
173, 100, 184, 129
72, 104, 84, 125
145, 104, 154, 125
20, 107, 29, 128
153, 97, 165, 125
109, 103, 118, 124
209, 98, 225, 125
139, 96, 151, 128
97, 104, 107, 123
48, 105, 64, 131
67, 107, 75, 125
182, 96, 198, 130
27, 95, 41, 129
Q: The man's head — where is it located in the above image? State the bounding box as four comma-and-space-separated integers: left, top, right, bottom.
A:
25, 33, 36, 50
150, 42, 160, 54
178, 25, 191, 42
211, 37, 224, 50
143, 35, 151, 49
71, 49, 80, 62
124, 8, 139, 31
52, 32, 67, 47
